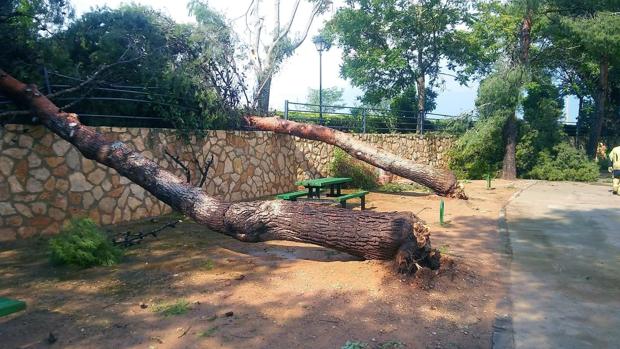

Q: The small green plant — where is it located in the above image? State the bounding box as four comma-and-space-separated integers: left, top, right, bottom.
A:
198, 326, 219, 337
438, 245, 450, 255
330, 148, 379, 190
49, 218, 121, 268
378, 341, 405, 349
341, 341, 369, 349
152, 299, 190, 317
202, 259, 215, 271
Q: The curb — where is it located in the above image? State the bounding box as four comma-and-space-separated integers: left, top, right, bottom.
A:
491, 181, 537, 349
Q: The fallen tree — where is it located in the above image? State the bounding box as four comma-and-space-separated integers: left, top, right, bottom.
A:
0, 69, 439, 273
245, 116, 467, 199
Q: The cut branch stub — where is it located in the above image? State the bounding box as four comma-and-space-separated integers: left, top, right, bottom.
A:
244, 115, 467, 199
0, 69, 438, 273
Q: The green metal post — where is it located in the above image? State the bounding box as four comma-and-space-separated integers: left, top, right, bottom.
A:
439, 199, 445, 226
486, 173, 492, 189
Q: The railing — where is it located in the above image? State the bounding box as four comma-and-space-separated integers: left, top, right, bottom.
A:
0, 67, 192, 129
279, 100, 469, 134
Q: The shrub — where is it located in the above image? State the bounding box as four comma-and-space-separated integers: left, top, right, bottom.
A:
527, 143, 599, 182
329, 148, 379, 189
49, 218, 122, 267
448, 114, 507, 179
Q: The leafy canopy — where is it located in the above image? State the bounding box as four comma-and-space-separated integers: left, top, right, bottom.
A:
325, 0, 472, 105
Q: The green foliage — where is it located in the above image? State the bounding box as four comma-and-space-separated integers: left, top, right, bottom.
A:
341, 341, 368, 349
438, 113, 476, 136
1, 3, 242, 133
449, 114, 507, 179
326, 0, 471, 108
152, 299, 190, 317
527, 143, 599, 182
516, 76, 566, 174
49, 218, 121, 268
202, 259, 215, 271
0, 0, 74, 82
329, 148, 378, 190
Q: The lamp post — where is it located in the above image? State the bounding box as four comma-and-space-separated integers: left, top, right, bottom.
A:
313, 35, 330, 125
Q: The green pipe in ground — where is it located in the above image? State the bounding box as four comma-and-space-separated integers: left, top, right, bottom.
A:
440, 199, 445, 226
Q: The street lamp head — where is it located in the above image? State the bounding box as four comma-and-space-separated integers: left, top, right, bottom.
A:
313, 35, 330, 52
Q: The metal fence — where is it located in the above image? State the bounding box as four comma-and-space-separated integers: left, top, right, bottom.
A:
0, 68, 192, 128
279, 100, 470, 134
0, 68, 587, 139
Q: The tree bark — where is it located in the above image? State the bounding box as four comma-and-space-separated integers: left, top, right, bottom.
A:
255, 75, 272, 115
587, 56, 609, 158
0, 69, 437, 273
245, 116, 467, 199
416, 73, 426, 134
501, 114, 517, 180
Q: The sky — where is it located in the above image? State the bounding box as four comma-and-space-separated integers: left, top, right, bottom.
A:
70, 0, 577, 120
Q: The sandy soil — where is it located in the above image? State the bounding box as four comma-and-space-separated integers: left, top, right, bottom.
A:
0, 180, 524, 349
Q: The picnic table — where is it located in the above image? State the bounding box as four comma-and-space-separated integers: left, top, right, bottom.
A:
276, 177, 368, 209
295, 177, 352, 199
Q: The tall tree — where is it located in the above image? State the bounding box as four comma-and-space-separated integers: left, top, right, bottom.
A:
531, 0, 620, 155
463, 0, 542, 179
560, 13, 620, 157
326, 0, 472, 133
239, 0, 331, 114
305, 86, 343, 112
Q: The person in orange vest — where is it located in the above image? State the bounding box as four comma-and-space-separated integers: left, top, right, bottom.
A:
609, 145, 620, 195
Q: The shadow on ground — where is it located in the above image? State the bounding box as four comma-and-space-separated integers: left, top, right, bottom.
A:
0, 213, 502, 349
506, 199, 620, 349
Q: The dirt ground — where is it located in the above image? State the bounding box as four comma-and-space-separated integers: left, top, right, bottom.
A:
0, 180, 524, 349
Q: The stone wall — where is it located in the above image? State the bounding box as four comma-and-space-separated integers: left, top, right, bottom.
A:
293, 133, 453, 180
0, 125, 453, 241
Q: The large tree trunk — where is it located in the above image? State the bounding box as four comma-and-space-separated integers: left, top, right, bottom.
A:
587, 56, 609, 158
501, 6, 533, 180
416, 73, 426, 134
245, 116, 467, 199
501, 114, 517, 180
0, 69, 437, 273
255, 75, 272, 116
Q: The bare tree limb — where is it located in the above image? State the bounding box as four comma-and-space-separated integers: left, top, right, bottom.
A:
164, 149, 192, 183
290, 1, 323, 50
190, 144, 214, 188
48, 48, 143, 99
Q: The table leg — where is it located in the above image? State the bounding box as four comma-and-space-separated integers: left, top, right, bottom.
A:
329, 186, 335, 196
337, 185, 341, 196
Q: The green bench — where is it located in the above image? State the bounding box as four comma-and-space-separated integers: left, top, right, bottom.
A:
335, 191, 368, 209
0, 297, 26, 317
276, 190, 309, 201
277, 190, 368, 210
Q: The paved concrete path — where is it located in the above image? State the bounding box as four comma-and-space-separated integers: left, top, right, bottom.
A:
506, 181, 620, 349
